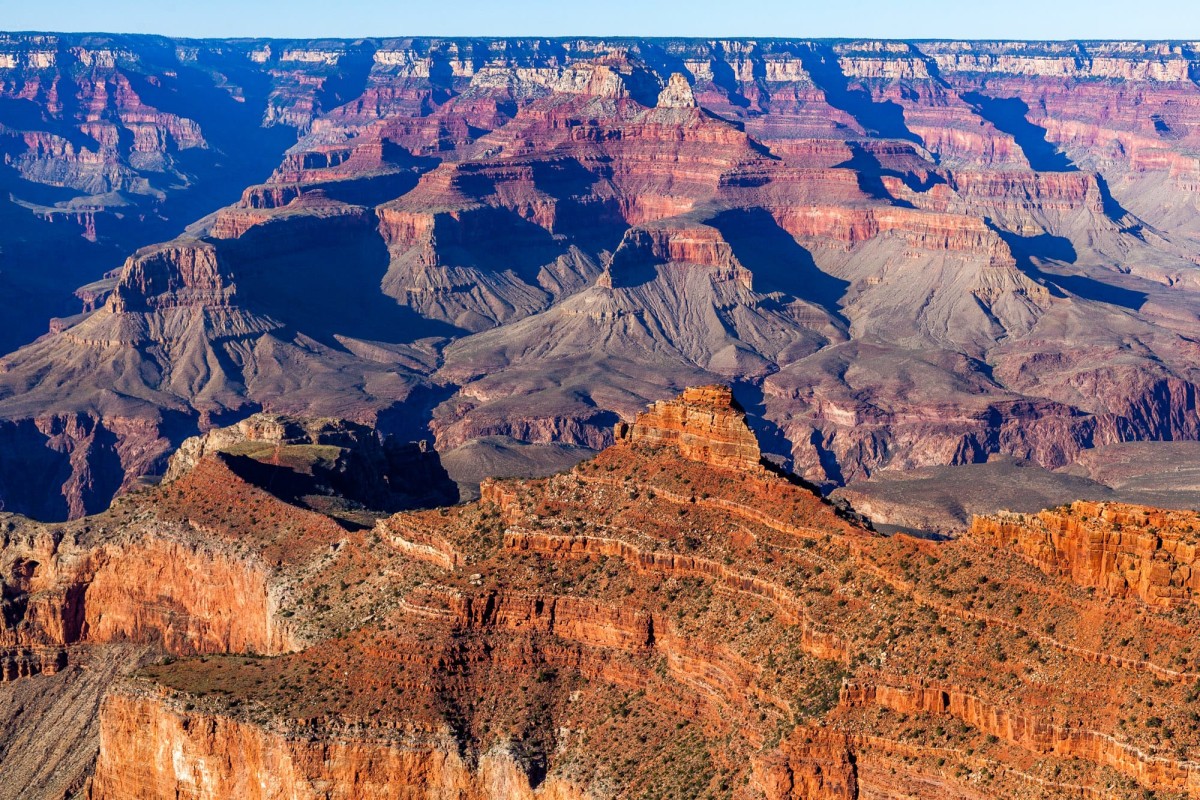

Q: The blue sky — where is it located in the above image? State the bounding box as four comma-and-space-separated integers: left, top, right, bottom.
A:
4, 0, 1198, 40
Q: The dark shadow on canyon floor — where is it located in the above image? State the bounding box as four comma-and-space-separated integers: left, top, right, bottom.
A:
994, 226, 1148, 310
962, 92, 1077, 172
711, 208, 850, 324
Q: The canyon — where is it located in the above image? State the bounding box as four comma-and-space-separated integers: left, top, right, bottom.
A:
0, 37, 1199, 519
2, 31, 1200, 799
4, 385, 1200, 798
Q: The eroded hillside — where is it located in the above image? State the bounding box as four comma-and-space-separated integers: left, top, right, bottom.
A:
3, 386, 1199, 798
2, 37, 1200, 518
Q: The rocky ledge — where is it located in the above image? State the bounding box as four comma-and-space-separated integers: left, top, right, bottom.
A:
0, 387, 1194, 798
972, 501, 1200, 606
166, 412, 457, 512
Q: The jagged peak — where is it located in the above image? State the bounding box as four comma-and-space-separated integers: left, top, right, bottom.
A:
614, 385, 763, 471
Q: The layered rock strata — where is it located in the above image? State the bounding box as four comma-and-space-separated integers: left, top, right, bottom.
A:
2, 37, 1200, 517
0, 388, 1193, 798
614, 385, 764, 472
972, 501, 1200, 606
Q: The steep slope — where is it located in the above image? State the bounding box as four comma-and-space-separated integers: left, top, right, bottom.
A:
0, 198, 447, 518
3, 387, 1197, 798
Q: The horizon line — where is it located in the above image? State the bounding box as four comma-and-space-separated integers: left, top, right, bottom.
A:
2, 31, 1200, 45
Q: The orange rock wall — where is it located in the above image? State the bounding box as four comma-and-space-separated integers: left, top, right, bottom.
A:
89, 692, 589, 800
971, 501, 1200, 606
842, 681, 1200, 795
615, 385, 764, 471
82, 537, 294, 656
3, 528, 295, 666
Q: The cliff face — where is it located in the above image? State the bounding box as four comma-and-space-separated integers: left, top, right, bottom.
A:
0, 413, 176, 521
0, 453, 353, 684
971, 501, 1200, 606
0, 450, 362, 791
90, 692, 589, 800
0, 387, 1186, 799
614, 385, 764, 471
2, 35, 1200, 518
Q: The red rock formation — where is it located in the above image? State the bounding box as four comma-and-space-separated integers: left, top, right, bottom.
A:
0, 33, 319, 353
90, 692, 593, 800
0, 456, 339, 677
841, 681, 1200, 794
107, 241, 233, 313
751, 730, 858, 800
4, 388, 1200, 797
0, 646, 67, 682
972, 501, 1200, 606
614, 385, 763, 471
0, 413, 175, 521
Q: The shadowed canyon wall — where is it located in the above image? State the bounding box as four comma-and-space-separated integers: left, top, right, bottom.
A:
1, 35, 1199, 526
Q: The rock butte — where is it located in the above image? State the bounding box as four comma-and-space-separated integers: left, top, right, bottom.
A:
2, 387, 1200, 798
614, 385, 765, 472
0, 37, 1200, 518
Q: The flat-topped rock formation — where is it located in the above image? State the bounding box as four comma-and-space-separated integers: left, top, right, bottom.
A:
165, 412, 457, 512
614, 385, 764, 471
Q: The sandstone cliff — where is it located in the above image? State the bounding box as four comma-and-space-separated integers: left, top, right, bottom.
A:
972, 501, 1200, 606
0, 387, 1189, 799
614, 385, 764, 472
